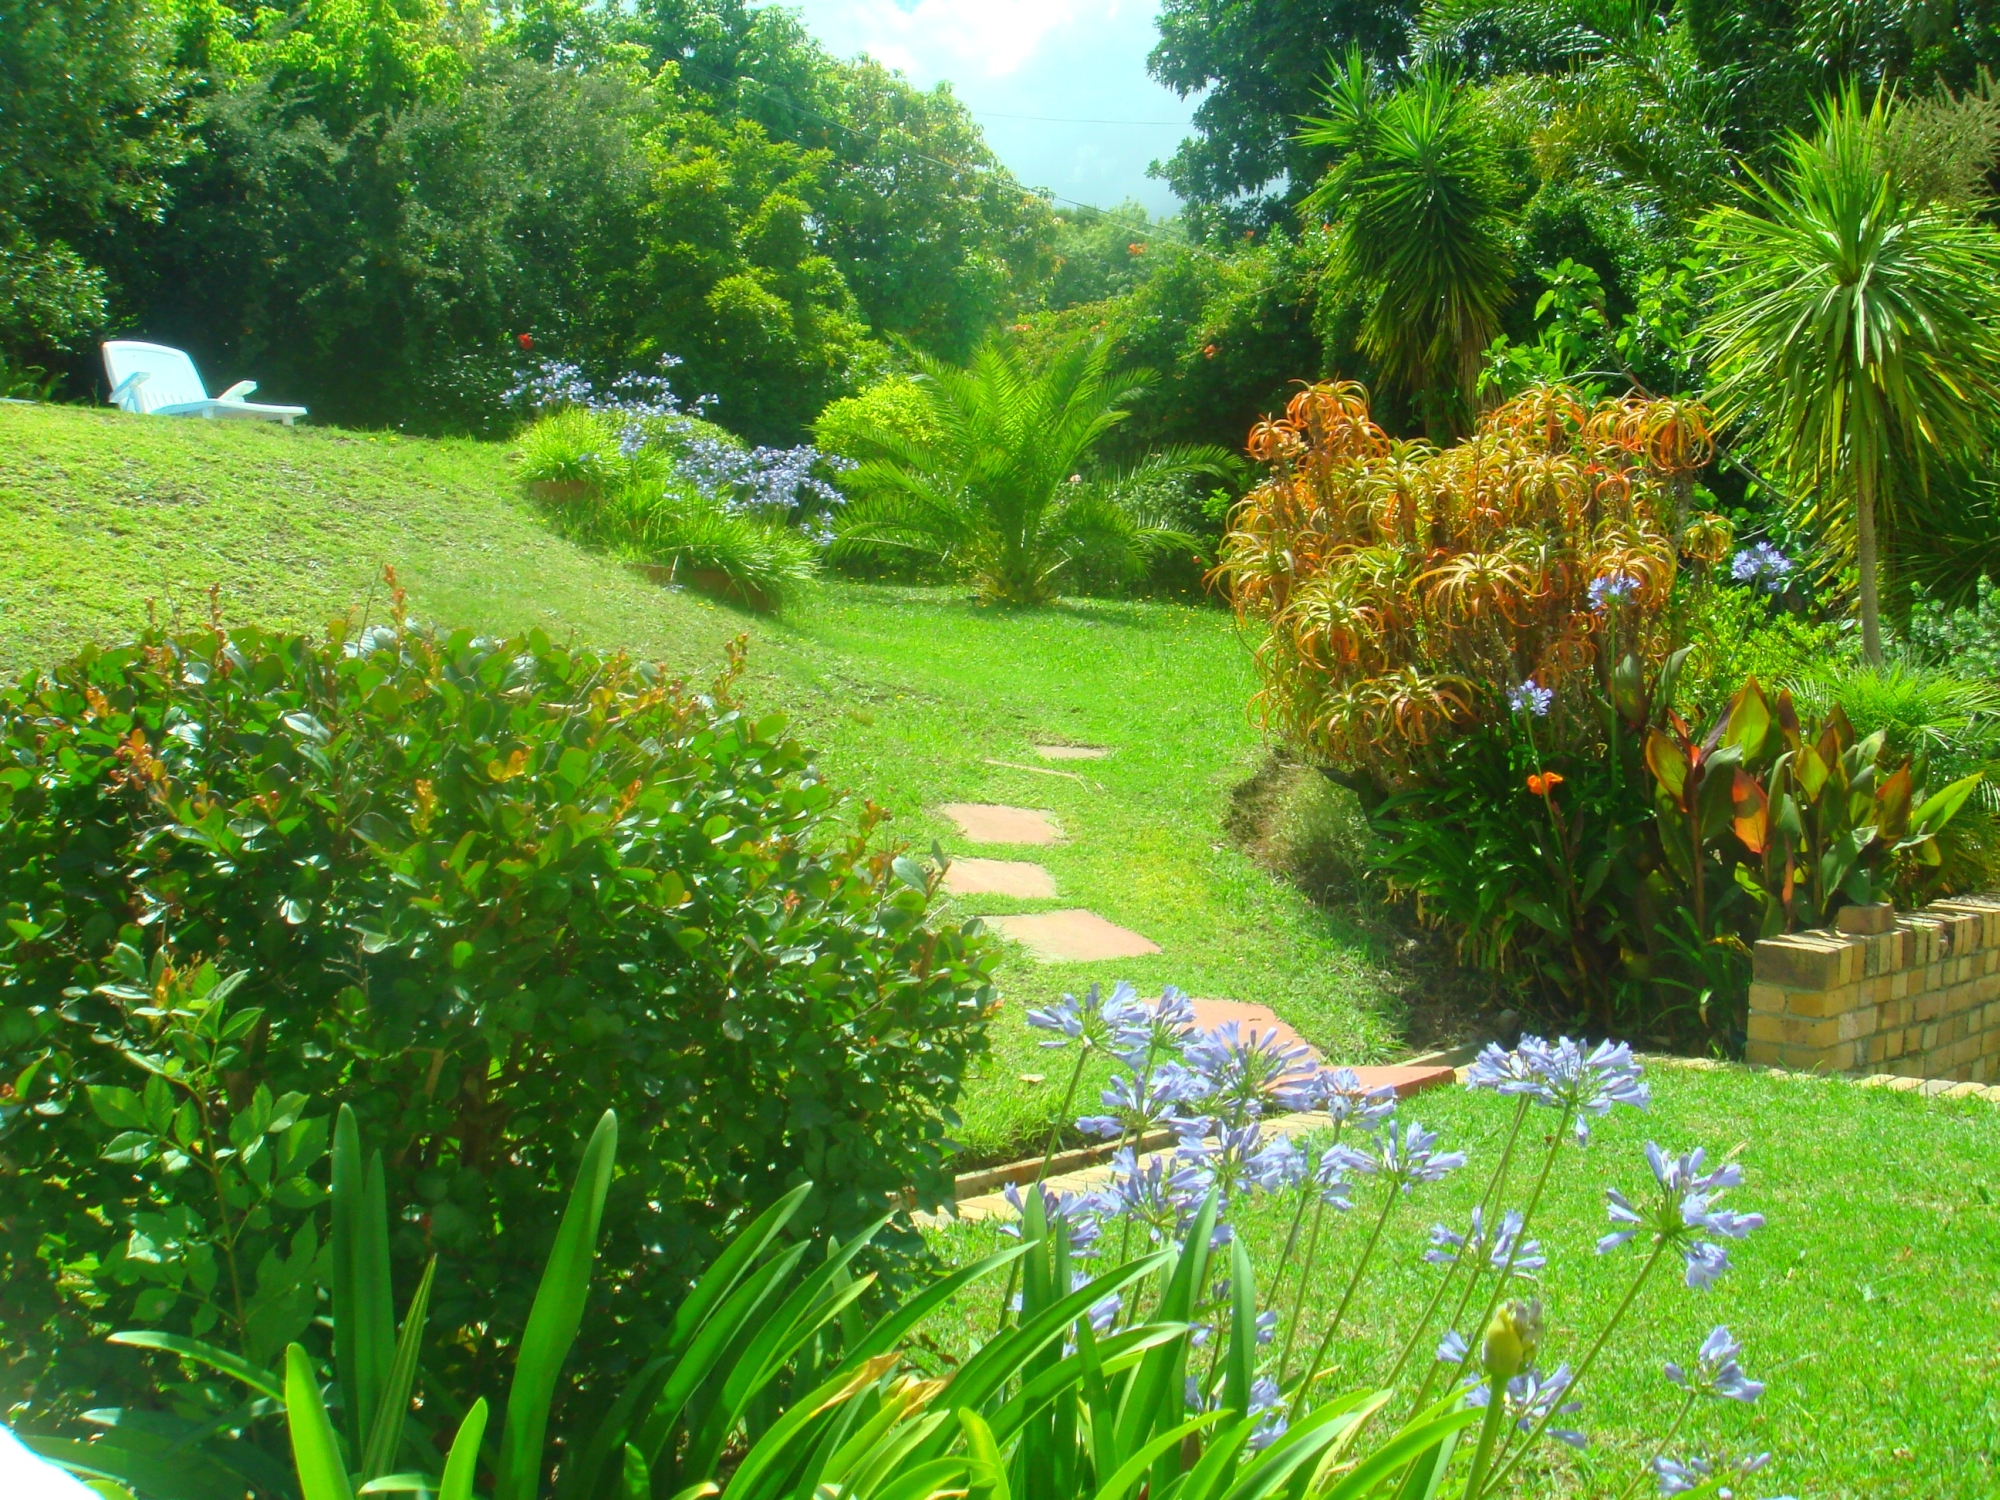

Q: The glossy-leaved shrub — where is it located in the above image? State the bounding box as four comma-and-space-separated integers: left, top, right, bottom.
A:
0, 603, 996, 1422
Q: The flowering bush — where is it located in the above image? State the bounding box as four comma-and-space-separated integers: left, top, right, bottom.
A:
982, 982, 1784, 1497
0, 607, 996, 1427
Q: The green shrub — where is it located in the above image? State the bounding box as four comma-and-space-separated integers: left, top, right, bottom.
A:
514, 408, 629, 490
0, 609, 996, 1422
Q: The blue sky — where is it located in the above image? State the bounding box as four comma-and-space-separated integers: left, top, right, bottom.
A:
783, 0, 1195, 217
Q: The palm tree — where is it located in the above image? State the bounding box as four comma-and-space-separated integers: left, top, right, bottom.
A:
1701, 88, 2000, 664
1299, 53, 1516, 440
828, 338, 1231, 605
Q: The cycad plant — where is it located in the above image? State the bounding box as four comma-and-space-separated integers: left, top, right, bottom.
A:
829, 337, 1229, 605
1701, 86, 2000, 665
1299, 55, 1517, 440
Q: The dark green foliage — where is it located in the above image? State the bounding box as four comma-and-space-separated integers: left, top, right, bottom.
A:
0, 613, 996, 1425
1147, 0, 1421, 224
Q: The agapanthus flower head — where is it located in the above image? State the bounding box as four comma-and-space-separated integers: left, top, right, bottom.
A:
1426, 1207, 1547, 1280
1095, 1146, 1203, 1242
1524, 1036, 1650, 1144
1652, 1449, 1774, 1497
1507, 678, 1555, 716
1588, 571, 1642, 610
999, 1181, 1102, 1253
1463, 1040, 1546, 1097
1247, 1376, 1289, 1450
1111, 984, 1201, 1066
1180, 1021, 1314, 1126
1729, 541, 1793, 593
1027, 980, 1146, 1052
1456, 1359, 1585, 1448
1330, 1119, 1467, 1191
1174, 1121, 1300, 1203
1665, 1325, 1763, 1404
1279, 1065, 1397, 1124
1598, 1142, 1764, 1289
1075, 1059, 1209, 1140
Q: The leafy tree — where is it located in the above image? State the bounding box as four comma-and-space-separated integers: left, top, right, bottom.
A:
1148, 0, 1420, 224
830, 337, 1229, 603
1702, 89, 2000, 663
0, 0, 192, 365
1300, 55, 1517, 438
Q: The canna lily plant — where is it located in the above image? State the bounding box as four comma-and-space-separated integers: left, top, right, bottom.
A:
1645, 675, 1982, 935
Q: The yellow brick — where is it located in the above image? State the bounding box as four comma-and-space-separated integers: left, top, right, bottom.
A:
1743, 1038, 1781, 1067
1747, 1012, 1786, 1045
1787, 988, 1847, 1018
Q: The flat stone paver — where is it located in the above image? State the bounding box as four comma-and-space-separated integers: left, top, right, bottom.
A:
986, 909, 1160, 961
940, 803, 1062, 844
1033, 744, 1110, 760
943, 857, 1057, 899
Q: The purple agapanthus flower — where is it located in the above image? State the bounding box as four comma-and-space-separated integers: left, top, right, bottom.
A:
1458, 1361, 1586, 1449
1247, 1376, 1289, 1450
1588, 571, 1642, 610
1076, 1059, 1209, 1140
1425, 1207, 1547, 1279
1027, 980, 1147, 1052
1652, 1449, 1776, 1497
1279, 1065, 1398, 1124
1730, 542, 1793, 593
1095, 1146, 1204, 1243
1598, 1143, 1765, 1289
1467, 1035, 1649, 1145
1666, 1326, 1764, 1404
1507, 678, 1554, 716
999, 1181, 1102, 1254
1181, 1021, 1314, 1126
1111, 985, 1201, 1067
1329, 1120, 1467, 1191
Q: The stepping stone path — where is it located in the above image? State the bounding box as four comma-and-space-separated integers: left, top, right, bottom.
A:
943, 857, 1058, 899
1033, 744, 1110, 761
987, 909, 1162, 962
941, 802, 1062, 845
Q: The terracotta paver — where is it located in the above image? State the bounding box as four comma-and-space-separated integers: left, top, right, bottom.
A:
986, 909, 1160, 961
940, 803, 1062, 844
1033, 744, 1110, 761
942, 857, 1057, 899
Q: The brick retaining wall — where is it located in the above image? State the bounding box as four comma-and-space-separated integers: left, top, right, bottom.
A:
1745, 893, 2000, 1079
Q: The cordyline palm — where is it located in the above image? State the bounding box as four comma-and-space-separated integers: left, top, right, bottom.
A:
830, 337, 1228, 604
1299, 53, 1516, 440
1702, 87, 2000, 663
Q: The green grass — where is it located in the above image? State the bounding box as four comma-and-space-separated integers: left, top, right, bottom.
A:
0, 403, 1405, 1162
8, 405, 1998, 1495
926, 1061, 2000, 1499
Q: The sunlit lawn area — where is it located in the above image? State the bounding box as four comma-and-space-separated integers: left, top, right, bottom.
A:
925, 1062, 2000, 1500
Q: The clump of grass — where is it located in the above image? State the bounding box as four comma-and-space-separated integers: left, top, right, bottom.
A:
631, 489, 818, 608
516, 408, 623, 489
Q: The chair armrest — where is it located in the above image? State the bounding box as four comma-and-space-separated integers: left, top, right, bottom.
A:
216, 380, 258, 402
108, 371, 149, 410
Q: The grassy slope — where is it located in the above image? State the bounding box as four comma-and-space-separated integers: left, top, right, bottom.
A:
0, 404, 1404, 1161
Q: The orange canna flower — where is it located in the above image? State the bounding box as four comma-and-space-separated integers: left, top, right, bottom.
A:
1527, 771, 1564, 797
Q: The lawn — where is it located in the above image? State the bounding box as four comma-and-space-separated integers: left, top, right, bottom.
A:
0, 403, 1408, 1162
10, 406, 2000, 1500
927, 1060, 2000, 1500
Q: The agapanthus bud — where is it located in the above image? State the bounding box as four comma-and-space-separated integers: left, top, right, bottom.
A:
1482, 1298, 1543, 1380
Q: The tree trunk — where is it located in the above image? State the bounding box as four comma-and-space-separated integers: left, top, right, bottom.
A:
1856, 465, 1884, 664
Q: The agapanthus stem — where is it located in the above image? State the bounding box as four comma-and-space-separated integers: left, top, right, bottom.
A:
1390, 1098, 1531, 1398
1614, 1391, 1697, 1500
1483, 1238, 1670, 1495
1276, 1121, 1346, 1387
1450, 1106, 1572, 1383
1460, 1373, 1510, 1500
1036, 1047, 1091, 1186
1296, 1189, 1399, 1404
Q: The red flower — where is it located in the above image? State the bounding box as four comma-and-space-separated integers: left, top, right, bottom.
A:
517, 332, 534, 351
1128, 242, 1146, 254
1527, 771, 1565, 797
1202, 343, 1219, 358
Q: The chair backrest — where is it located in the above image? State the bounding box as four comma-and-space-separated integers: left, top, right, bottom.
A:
102, 341, 209, 414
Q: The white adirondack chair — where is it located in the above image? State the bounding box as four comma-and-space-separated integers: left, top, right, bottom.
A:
102, 340, 307, 425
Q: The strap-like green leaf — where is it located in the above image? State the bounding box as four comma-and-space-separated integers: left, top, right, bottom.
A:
108, 1330, 283, 1403
959, 1409, 1010, 1500
361, 1257, 436, 1480
438, 1399, 488, 1500
496, 1110, 618, 1500
285, 1343, 357, 1500
1091, 1411, 1225, 1500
